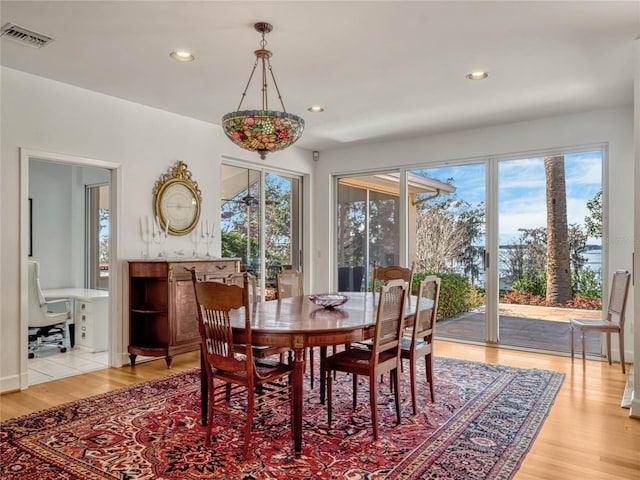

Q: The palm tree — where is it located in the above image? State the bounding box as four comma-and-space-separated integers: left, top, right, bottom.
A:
544, 156, 572, 304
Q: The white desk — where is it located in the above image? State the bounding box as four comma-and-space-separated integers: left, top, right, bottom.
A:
43, 288, 109, 352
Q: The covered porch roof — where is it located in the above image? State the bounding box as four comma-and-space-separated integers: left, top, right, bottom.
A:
339, 173, 456, 198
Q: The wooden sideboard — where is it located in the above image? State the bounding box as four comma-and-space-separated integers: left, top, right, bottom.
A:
127, 258, 240, 367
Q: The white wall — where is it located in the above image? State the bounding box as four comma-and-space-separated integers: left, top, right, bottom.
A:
631, 40, 640, 417
0, 67, 314, 392
312, 106, 635, 358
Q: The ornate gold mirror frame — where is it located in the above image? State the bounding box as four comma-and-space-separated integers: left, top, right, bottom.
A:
153, 161, 202, 236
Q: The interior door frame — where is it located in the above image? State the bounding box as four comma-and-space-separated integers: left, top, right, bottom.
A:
19, 148, 121, 389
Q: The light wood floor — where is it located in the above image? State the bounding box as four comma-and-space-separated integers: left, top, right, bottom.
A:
2, 342, 639, 479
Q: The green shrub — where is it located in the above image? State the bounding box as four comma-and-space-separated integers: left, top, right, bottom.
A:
413, 271, 484, 322
512, 270, 546, 297
572, 267, 601, 300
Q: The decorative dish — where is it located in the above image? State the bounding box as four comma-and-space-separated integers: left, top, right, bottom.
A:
308, 293, 349, 309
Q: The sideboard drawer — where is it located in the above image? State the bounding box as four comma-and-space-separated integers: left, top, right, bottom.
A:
170, 260, 239, 279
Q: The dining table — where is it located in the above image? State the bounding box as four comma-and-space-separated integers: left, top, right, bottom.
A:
199, 291, 422, 458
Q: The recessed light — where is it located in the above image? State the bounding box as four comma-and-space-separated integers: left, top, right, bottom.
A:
170, 50, 195, 62
307, 106, 325, 113
466, 71, 488, 80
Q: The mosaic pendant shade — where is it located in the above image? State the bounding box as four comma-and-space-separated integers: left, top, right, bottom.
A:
222, 22, 304, 160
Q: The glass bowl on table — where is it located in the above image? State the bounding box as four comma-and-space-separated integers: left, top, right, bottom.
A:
308, 293, 349, 309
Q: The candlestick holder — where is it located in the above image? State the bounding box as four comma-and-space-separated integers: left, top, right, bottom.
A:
203, 224, 215, 258
141, 226, 152, 259
190, 228, 201, 258
153, 229, 167, 258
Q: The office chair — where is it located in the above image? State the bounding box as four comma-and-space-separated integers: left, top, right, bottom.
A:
28, 260, 71, 358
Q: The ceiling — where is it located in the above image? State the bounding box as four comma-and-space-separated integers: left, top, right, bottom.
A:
1, 1, 638, 154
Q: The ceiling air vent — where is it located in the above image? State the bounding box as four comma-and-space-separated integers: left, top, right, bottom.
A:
1, 23, 53, 48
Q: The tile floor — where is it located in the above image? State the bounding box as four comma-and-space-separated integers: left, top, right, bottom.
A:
28, 345, 109, 386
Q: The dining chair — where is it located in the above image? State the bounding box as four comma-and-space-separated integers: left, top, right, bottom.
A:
227, 271, 291, 362
226, 272, 258, 301
371, 261, 415, 341
401, 275, 440, 415
356, 261, 415, 353
276, 269, 323, 385
325, 279, 408, 440
371, 261, 415, 294
570, 269, 631, 373
191, 270, 293, 459
276, 269, 304, 299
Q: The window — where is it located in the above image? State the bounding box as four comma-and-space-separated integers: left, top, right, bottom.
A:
86, 184, 109, 290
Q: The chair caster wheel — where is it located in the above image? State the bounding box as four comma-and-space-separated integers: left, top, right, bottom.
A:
28, 353, 35, 359
60, 348, 67, 353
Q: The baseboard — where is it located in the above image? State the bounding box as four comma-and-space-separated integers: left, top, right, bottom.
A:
0, 373, 21, 394
622, 368, 634, 408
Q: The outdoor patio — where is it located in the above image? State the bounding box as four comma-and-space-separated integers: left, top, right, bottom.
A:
435, 304, 603, 355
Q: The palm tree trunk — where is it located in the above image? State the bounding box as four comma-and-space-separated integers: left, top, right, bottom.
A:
544, 156, 572, 304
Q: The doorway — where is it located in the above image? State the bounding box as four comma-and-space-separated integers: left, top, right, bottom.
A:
21, 149, 119, 387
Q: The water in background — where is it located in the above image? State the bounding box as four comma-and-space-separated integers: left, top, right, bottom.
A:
583, 249, 602, 272
476, 247, 602, 289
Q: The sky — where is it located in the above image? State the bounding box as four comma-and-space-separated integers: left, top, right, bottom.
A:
413, 150, 603, 246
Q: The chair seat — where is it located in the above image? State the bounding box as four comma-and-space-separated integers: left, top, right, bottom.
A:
353, 339, 373, 349
40, 311, 70, 323
234, 343, 290, 359
325, 347, 396, 374
570, 318, 619, 332
400, 336, 427, 351
216, 357, 292, 384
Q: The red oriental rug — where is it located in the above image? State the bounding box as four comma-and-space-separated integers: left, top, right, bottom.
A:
1, 357, 563, 479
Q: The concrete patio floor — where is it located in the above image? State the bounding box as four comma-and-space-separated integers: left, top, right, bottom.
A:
435, 304, 603, 355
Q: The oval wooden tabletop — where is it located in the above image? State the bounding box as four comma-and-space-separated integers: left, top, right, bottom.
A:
230, 292, 422, 334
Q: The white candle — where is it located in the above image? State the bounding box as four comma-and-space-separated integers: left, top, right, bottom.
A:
155, 216, 161, 235
206, 219, 210, 236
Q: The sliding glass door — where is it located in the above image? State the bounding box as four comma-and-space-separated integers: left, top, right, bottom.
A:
337, 173, 401, 292
406, 163, 488, 343
334, 147, 605, 355
221, 164, 302, 300
497, 151, 603, 352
